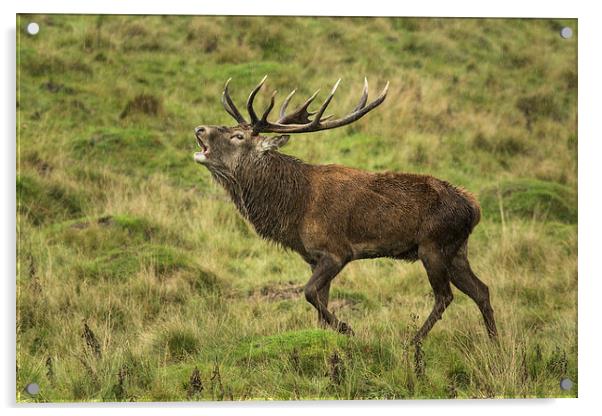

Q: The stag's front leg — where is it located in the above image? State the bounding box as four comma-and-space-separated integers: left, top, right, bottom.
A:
303, 254, 353, 335
306, 261, 332, 327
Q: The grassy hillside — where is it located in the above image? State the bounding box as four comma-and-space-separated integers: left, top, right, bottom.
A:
16, 15, 577, 401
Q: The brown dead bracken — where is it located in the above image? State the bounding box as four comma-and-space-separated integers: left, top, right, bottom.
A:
193, 76, 498, 344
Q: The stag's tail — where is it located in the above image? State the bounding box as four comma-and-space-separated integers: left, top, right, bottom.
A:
454, 186, 481, 231
424, 179, 481, 259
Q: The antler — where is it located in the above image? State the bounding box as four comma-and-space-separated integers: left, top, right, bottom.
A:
221, 78, 247, 124
221, 76, 389, 135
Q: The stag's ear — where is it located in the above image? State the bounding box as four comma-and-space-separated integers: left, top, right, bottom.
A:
259, 135, 290, 152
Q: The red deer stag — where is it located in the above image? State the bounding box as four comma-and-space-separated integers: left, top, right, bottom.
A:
194, 76, 497, 343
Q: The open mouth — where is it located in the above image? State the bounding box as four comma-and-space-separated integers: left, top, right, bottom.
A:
196, 135, 209, 153
194, 135, 210, 163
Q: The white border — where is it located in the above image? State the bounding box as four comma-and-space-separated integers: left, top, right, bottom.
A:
3, 1, 601, 415
5, 0, 583, 17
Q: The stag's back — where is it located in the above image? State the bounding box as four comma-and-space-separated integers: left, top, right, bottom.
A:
299, 165, 479, 261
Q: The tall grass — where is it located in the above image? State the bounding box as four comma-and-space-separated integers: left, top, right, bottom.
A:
16, 15, 577, 401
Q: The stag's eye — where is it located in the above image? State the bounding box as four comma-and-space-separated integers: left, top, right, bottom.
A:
230, 133, 244, 141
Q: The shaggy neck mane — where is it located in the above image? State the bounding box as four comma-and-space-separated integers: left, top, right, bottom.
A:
212, 151, 310, 249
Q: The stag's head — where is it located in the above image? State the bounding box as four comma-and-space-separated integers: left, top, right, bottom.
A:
194, 76, 389, 173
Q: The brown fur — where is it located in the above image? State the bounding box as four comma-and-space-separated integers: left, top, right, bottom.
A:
194, 124, 497, 342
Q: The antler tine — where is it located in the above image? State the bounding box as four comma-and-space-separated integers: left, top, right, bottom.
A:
277, 89, 321, 124
279, 89, 297, 120
353, 77, 369, 112
246, 75, 268, 124
311, 78, 341, 126
252, 89, 279, 135
318, 80, 389, 130
261, 90, 278, 123
221, 78, 248, 124
221, 94, 238, 122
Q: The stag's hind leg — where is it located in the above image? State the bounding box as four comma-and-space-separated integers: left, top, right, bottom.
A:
450, 244, 498, 339
317, 282, 331, 327
412, 243, 454, 344
303, 254, 353, 335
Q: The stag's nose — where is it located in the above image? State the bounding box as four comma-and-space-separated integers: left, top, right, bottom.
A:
195, 126, 207, 137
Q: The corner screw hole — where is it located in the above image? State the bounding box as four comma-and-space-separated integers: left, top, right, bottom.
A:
560, 27, 573, 39
25, 383, 40, 395
27, 22, 40, 36
560, 377, 573, 391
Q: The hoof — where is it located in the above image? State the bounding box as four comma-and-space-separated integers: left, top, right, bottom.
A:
489, 332, 500, 345
337, 321, 355, 336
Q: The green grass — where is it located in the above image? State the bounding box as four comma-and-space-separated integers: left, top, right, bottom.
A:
16, 15, 577, 401
479, 179, 577, 223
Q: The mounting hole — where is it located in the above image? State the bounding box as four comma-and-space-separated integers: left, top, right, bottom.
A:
560, 27, 573, 39
25, 383, 40, 395
26, 22, 40, 36
560, 377, 573, 391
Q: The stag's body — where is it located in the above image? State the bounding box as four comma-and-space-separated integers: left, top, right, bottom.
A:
194, 77, 498, 343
